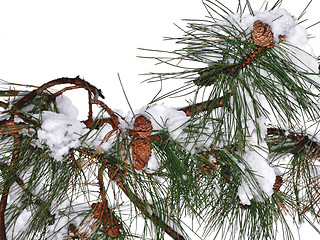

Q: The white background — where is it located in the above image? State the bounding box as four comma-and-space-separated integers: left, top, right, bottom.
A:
0, 0, 320, 239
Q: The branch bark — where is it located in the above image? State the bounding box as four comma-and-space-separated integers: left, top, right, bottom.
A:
178, 92, 231, 116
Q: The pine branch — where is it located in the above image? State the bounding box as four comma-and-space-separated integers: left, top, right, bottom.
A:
0, 76, 319, 239
82, 148, 186, 239
267, 128, 320, 154
0, 134, 20, 240
1, 1, 320, 239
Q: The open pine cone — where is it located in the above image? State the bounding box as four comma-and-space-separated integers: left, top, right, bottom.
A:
252, 20, 274, 47
132, 139, 152, 170
91, 202, 121, 238
134, 115, 153, 138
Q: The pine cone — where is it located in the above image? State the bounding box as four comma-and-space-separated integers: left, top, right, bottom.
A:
132, 139, 152, 170
273, 175, 283, 193
199, 157, 217, 175
134, 115, 152, 138
252, 20, 274, 47
103, 214, 120, 238
91, 202, 120, 238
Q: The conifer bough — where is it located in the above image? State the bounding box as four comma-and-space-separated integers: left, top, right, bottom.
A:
1, 0, 320, 239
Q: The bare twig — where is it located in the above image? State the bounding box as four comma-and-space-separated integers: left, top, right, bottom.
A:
90, 99, 119, 129
14, 76, 104, 109
96, 167, 120, 238
48, 85, 82, 100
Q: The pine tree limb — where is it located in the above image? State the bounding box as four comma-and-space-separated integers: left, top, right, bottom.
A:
0, 183, 9, 240
0, 134, 20, 240
86, 91, 94, 127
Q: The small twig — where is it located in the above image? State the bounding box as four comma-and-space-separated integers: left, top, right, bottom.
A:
0, 185, 9, 240
48, 85, 82, 100
87, 91, 93, 126
97, 167, 121, 238
98, 167, 107, 204
90, 99, 119, 129
14, 76, 104, 109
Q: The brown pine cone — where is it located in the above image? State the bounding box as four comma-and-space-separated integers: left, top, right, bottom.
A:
91, 202, 120, 238
273, 175, 283, 193
252, 20, 274, 47
199, 160, 217, 175
134, 115, 153, 138
103, 214, 120, 238
132, 139, 152, 170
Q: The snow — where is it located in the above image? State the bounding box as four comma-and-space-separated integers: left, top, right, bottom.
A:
56, 95, 79, 120
237, 144, 276, 205
46, 198, 89, 240
35, 95, 117, 161
145, 150, 160, 172
6, 183, 30, 240
36, 111, 86, 161
84, 123, 116, 153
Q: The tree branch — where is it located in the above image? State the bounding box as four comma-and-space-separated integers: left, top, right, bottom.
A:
0, 134, 20, 240
178, 92, 231, 116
